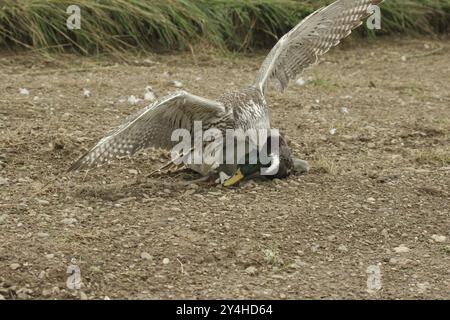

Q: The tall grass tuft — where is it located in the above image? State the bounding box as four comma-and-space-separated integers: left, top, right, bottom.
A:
0, 0, 448, 55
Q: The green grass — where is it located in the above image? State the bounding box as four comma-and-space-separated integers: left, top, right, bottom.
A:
0, 0, 449, 55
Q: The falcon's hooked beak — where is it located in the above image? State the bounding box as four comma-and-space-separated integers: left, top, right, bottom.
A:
223, 168, 245, 187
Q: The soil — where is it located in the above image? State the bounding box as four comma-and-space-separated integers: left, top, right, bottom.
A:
0, 38, 449, 300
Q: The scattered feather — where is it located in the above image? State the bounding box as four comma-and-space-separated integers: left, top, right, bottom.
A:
128, 95, 141, 105
339, 107, 349, 114
295, 77, 306, 86
144, 86, 156, 102
19, 88, 29, 96
83, 88, 91, 98
172, 80, 183, 88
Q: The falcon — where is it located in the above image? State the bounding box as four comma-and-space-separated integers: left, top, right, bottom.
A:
70, 0, 383, 186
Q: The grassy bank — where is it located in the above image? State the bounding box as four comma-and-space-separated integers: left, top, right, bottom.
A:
0, 0, 448, 55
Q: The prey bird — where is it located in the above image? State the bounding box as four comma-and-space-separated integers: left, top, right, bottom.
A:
70, 0, 384, 186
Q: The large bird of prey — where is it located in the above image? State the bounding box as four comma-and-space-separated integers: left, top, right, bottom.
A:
70, 0, 384, 181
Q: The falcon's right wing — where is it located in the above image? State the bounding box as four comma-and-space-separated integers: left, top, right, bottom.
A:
69, 91, 226, 171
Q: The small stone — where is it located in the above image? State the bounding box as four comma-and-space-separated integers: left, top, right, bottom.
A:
295, 77, 306, 86
393, 244, 410, 253
389, 257, 411, 266
431, 234, 447, 243
162, 258, 170, 265
128, 169, 138, 175
37, 232, 49, 238
61, 218, 77, 225
42, 289, 52, 297
0, 177, 8, 185
79, 291, 88, 300
38, 271, 46, 279
89, 266, 101, 273
36, 199, 50, 205
140, 252, 152, 260
367, 197, 376, 203
245, 266, 257, 275
0, 214, 7, 224
337, 244, 348, 252
172, 80, 183, 88
45, 254, 55, 259
19, 88, 29, 96
10, 263, 21, 270
329, 128, 337, 135
416, 282, 430, 293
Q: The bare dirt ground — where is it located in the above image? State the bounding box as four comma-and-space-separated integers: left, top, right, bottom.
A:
0, 38, 449, 300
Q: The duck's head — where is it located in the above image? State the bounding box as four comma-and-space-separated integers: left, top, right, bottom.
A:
223, 133, 296, 187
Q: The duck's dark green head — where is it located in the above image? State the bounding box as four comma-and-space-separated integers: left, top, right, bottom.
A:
223, 133, 293, 187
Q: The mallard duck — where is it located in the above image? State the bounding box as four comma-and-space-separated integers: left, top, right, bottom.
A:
70, 0, 382, 185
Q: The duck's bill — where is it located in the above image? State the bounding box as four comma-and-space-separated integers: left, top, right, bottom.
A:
223, 168, 245, 187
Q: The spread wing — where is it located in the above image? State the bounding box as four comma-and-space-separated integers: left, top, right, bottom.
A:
69, 91, 225, 171
254, 0, 384, 94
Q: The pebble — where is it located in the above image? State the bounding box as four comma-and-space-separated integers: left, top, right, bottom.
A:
172, 80, 183, 88
295, 78, 306, 86
37, 232, 49, 238
61, 218, 77, 225
45, 254, 55, 259
90, 266, 101, 273
329, 128, 337, 135
79, 291, 88, 300
0, 177, 8, 185
393, 244, 410, 253
10, 263, 21, 270
162, 258, 170, 265
245, 266, 257, 275
19, 88, 29, 96
389, 257, 411, 266
417, 282, 430, 293
140, 252, 152, 260
36, 199, 50, 205
338, 244, 348, 252
431, 234, 447, 243
0, 214, 8, 224
42, 289, 52, 297
128, 169, 138, 175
